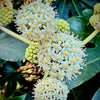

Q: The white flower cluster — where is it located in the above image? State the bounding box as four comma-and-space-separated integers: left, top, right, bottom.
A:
14, 0, 86, 99
14, 0, 57, 42
32, 77, 69, 100
38, 32, 86, 81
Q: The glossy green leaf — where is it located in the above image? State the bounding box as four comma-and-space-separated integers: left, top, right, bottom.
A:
7, 94, 27, 100
0, 58, 6, 67
3, 64, 16, 74
92, 88, 100, 100
0, 30, 28, 61
67, 37, 100, 90
68, 16, 91, 40
82, 9, 93, 20
52, 0, 98, 20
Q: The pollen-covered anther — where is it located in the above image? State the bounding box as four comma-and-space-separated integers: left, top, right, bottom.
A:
52, 65, 58, 70
67, 74, 72, 78
32, 24, 37, 29
55, 44, 60, 50
72, 48, 76, 53
66, 36, 70, 40
80, 59, 83, 63
37, 10, 42, 14
62, 62, 67, 68
20, 20, 24, 25
40, 5, 44, 8
40, 89, 43, 92
63, 51, 68, 56
68, 67, 73, 72
56, 55, 61, 60
54, 92, 58, 96
59, 72, 64, 77
76, 66, 80, 70
47, 52, 52, 57
24, 13, 28, 17
46, 28, 50, 33
70, 58, 75, 63
64, 43, 69, 48
44, 58, 48, 64
45, 12, 49, 16
57, 37, 62, 41
47, 18, 51, 23
76, 56, 79, 61
46, 43, 50, 48
37, 18, 42, 23
43, 66, 47, 71
48, 93, 51, 96
30, 15, 35, 20
37, 30, 41, 35
25, 31, 31, 36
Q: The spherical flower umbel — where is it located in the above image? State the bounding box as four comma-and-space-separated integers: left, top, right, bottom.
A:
0, 7, 13, 25
56, 19, 70, 33
14, 0, 57, 42
32, 77, 69, 100
25, 42, 39, 63
38, 32, 86, 82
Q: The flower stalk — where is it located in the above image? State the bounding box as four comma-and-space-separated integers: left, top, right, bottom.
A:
0, 25, 32, 45
81, 29, 100, 47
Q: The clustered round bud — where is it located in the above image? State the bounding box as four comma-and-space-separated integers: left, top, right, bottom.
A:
44, 0, 56, 4
38, 32, 86, 81
0, 7, 13, 25
89, 14, 100, 29
0, 0, 13, 9
25, 42, 39, 63
56, 19, 70, 33
32, 77, 69, 100
14, 0, 57, 42
94, 3, 100, 14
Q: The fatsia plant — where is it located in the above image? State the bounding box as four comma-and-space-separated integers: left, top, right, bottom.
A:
0, 0, 100, 100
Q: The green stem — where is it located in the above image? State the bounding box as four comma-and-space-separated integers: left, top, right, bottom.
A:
61, 0, 66, 18
81, 0, 93, 8
0, 25, 32, 45
72, 0, 80, 16
81, 30, 100, 47
71, 89, 78, 100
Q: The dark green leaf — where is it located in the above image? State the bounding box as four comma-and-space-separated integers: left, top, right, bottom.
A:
0, 58, 6, 67
68, 16, 90, 40
0, 30, 28, 61
82, 9, 93, 20
5, 79, 17, 97
25, 95, 33, 100
3, 64, 16, 75
67, 36, 100, 90
52, 0, 98, 20
6, 94, 27, 100
92, 88, 100, 100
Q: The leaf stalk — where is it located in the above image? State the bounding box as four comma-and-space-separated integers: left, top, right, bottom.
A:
0, 25, 32, 45
81, 30, 100, 47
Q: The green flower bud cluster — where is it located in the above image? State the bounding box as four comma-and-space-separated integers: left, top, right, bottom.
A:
0, 7, 13, 25
56, 19, 70, 33
89, 3, 100, 29
89, 14, 100, 29
94, 3, 100, 14
25, 42, 39, 63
